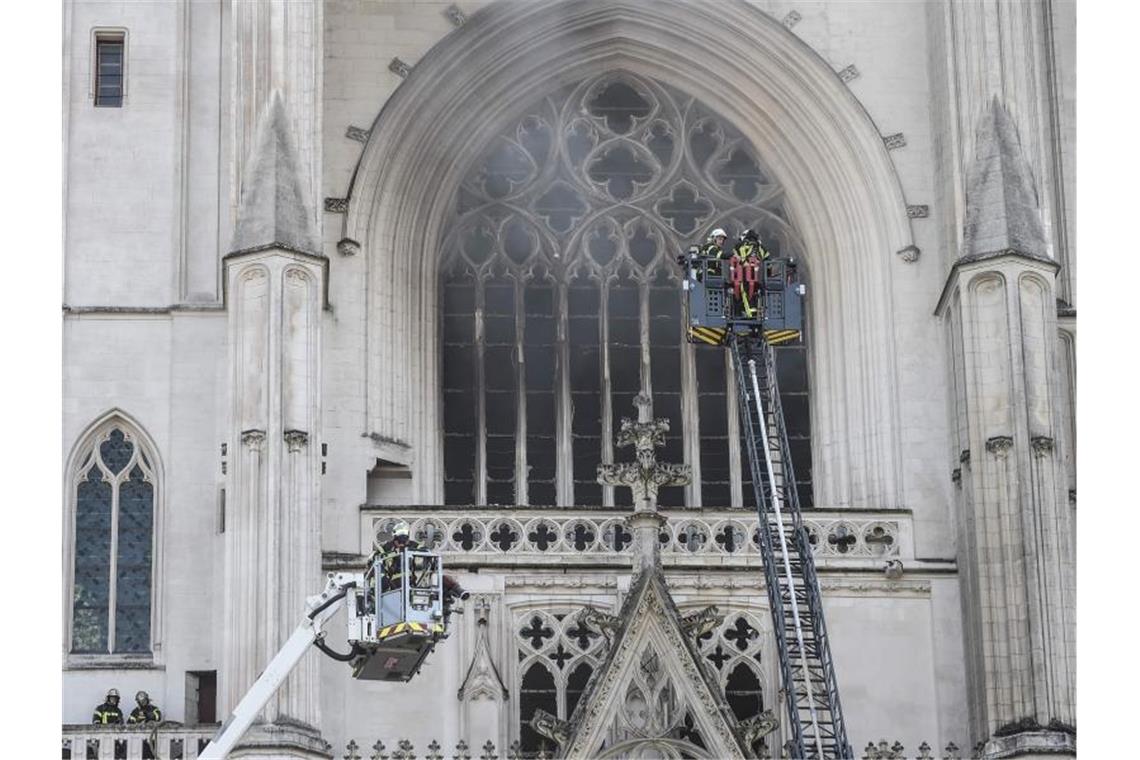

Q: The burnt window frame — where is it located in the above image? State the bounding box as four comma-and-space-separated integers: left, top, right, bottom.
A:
440, 72, 814, 508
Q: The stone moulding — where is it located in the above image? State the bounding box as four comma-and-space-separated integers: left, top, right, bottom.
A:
336, 237, 360, 256
345, 125, 370, 143
896, 244, 920, 263
883, 132, 907, 150
388, 57, 411, 78
323, 197, 348, 213
985, 435, 1014, 455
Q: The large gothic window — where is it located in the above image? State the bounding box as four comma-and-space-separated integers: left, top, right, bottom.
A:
69, 423, 157, 655
441, 73, 812, 507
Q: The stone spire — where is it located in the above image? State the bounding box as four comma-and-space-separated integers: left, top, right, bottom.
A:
961, 96, 1048, 260
596, 395, 690, 571
230, 90, 321, 256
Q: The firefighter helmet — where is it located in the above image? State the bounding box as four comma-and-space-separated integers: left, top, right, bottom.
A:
106, 689, 119, 700
709, 227, 728, 241
392, 521, 410, 539
136, 690, 150, 704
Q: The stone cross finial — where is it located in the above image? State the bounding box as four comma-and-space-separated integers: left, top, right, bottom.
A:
597, 398, 691, 569
597, 398, 691, 507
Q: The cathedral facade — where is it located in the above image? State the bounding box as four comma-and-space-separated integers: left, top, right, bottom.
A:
62, 1, 1076, 758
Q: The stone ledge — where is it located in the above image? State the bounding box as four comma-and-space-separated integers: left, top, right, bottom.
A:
984, 729, 1075, 758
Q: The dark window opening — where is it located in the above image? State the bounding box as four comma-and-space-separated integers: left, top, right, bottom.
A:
95, 36, 124, 107
439, 73, 812, 507
519, 663, 558, 754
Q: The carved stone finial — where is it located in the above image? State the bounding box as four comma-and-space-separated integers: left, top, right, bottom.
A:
985, 435, 1014, 455
781, 10, 802, 28
738, 710, 779, 749
345, 125, 370, 143
389, 57, 412, 78
529, 709, 570, 747
680, 605, 723, 638
579, 605, 622, 643
241, 429, 266, 450
883, 132, 907, 150
337, 237, 361, 256
896, 244, 920, 263
284, 429, 309, 452
444, 4, 467, 27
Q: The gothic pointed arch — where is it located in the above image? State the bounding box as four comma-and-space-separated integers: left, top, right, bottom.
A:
64, 409, 164, 660
344, 0, 913, 507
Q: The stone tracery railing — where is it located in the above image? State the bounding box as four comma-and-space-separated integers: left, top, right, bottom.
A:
62, 724, 218, 759
357, 507, 910, 565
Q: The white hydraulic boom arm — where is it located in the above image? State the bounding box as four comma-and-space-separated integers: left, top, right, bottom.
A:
199, 572, 363, 760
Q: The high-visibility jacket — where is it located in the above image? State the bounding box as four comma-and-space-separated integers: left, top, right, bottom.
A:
128, 704, 162, 724
378, 540, 421, 591
92, 702, 123, 724
702, 242, 729, 260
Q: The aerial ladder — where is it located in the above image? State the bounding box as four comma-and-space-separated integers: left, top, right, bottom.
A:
199, 545, 451, 759
680, 241, 853, 759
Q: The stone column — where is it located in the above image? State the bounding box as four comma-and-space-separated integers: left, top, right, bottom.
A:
597, 396, 691, 572
937, 99, 1074, 758
222, 93, 330, 758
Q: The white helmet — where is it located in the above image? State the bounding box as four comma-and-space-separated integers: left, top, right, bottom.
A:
709, 228, 728, 240
392, 521, 410, 538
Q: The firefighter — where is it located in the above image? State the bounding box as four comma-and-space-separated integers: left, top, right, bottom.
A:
729, 229, 770, 319
92, 688, 124, 724
127, 690, 162, 724
701, 227, 730, 259
377, 522, 469, 621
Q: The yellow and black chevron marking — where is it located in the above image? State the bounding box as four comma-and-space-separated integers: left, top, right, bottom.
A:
763, 329, 801, 346
377, 621, 433, 640
688, 326, 727, 345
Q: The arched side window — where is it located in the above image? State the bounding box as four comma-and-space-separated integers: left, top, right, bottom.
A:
68, 419, 158, 655
515, 608, 608, 752
694, 611, 770, 726
440, 72, 812, 507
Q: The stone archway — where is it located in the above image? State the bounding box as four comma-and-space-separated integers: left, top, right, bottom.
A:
342, 0, 913, 507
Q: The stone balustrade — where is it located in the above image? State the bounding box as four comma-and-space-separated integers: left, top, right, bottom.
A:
354, 507, 911, 569
62, 724, 218, 759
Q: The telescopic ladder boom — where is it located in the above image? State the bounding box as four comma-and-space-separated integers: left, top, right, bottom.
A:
731, 336, 852, 760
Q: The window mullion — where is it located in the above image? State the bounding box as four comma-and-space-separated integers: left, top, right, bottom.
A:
600, 278, 614, 507
107, 472, 121, 654
726, 350, 743, 508
475, 280, 487, 506
555, 281, 574, 506
515, 278, 529, 505
680, 339, 701, 507
638, 279, 651, 409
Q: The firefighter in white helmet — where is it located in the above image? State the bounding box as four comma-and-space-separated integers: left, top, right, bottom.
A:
701, 227, 730, 259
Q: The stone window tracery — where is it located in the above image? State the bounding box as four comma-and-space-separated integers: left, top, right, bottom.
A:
440, 72, 813, 507
69, 423, 157, 655
694, 610, 769, 724
515, 608, 607, 754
